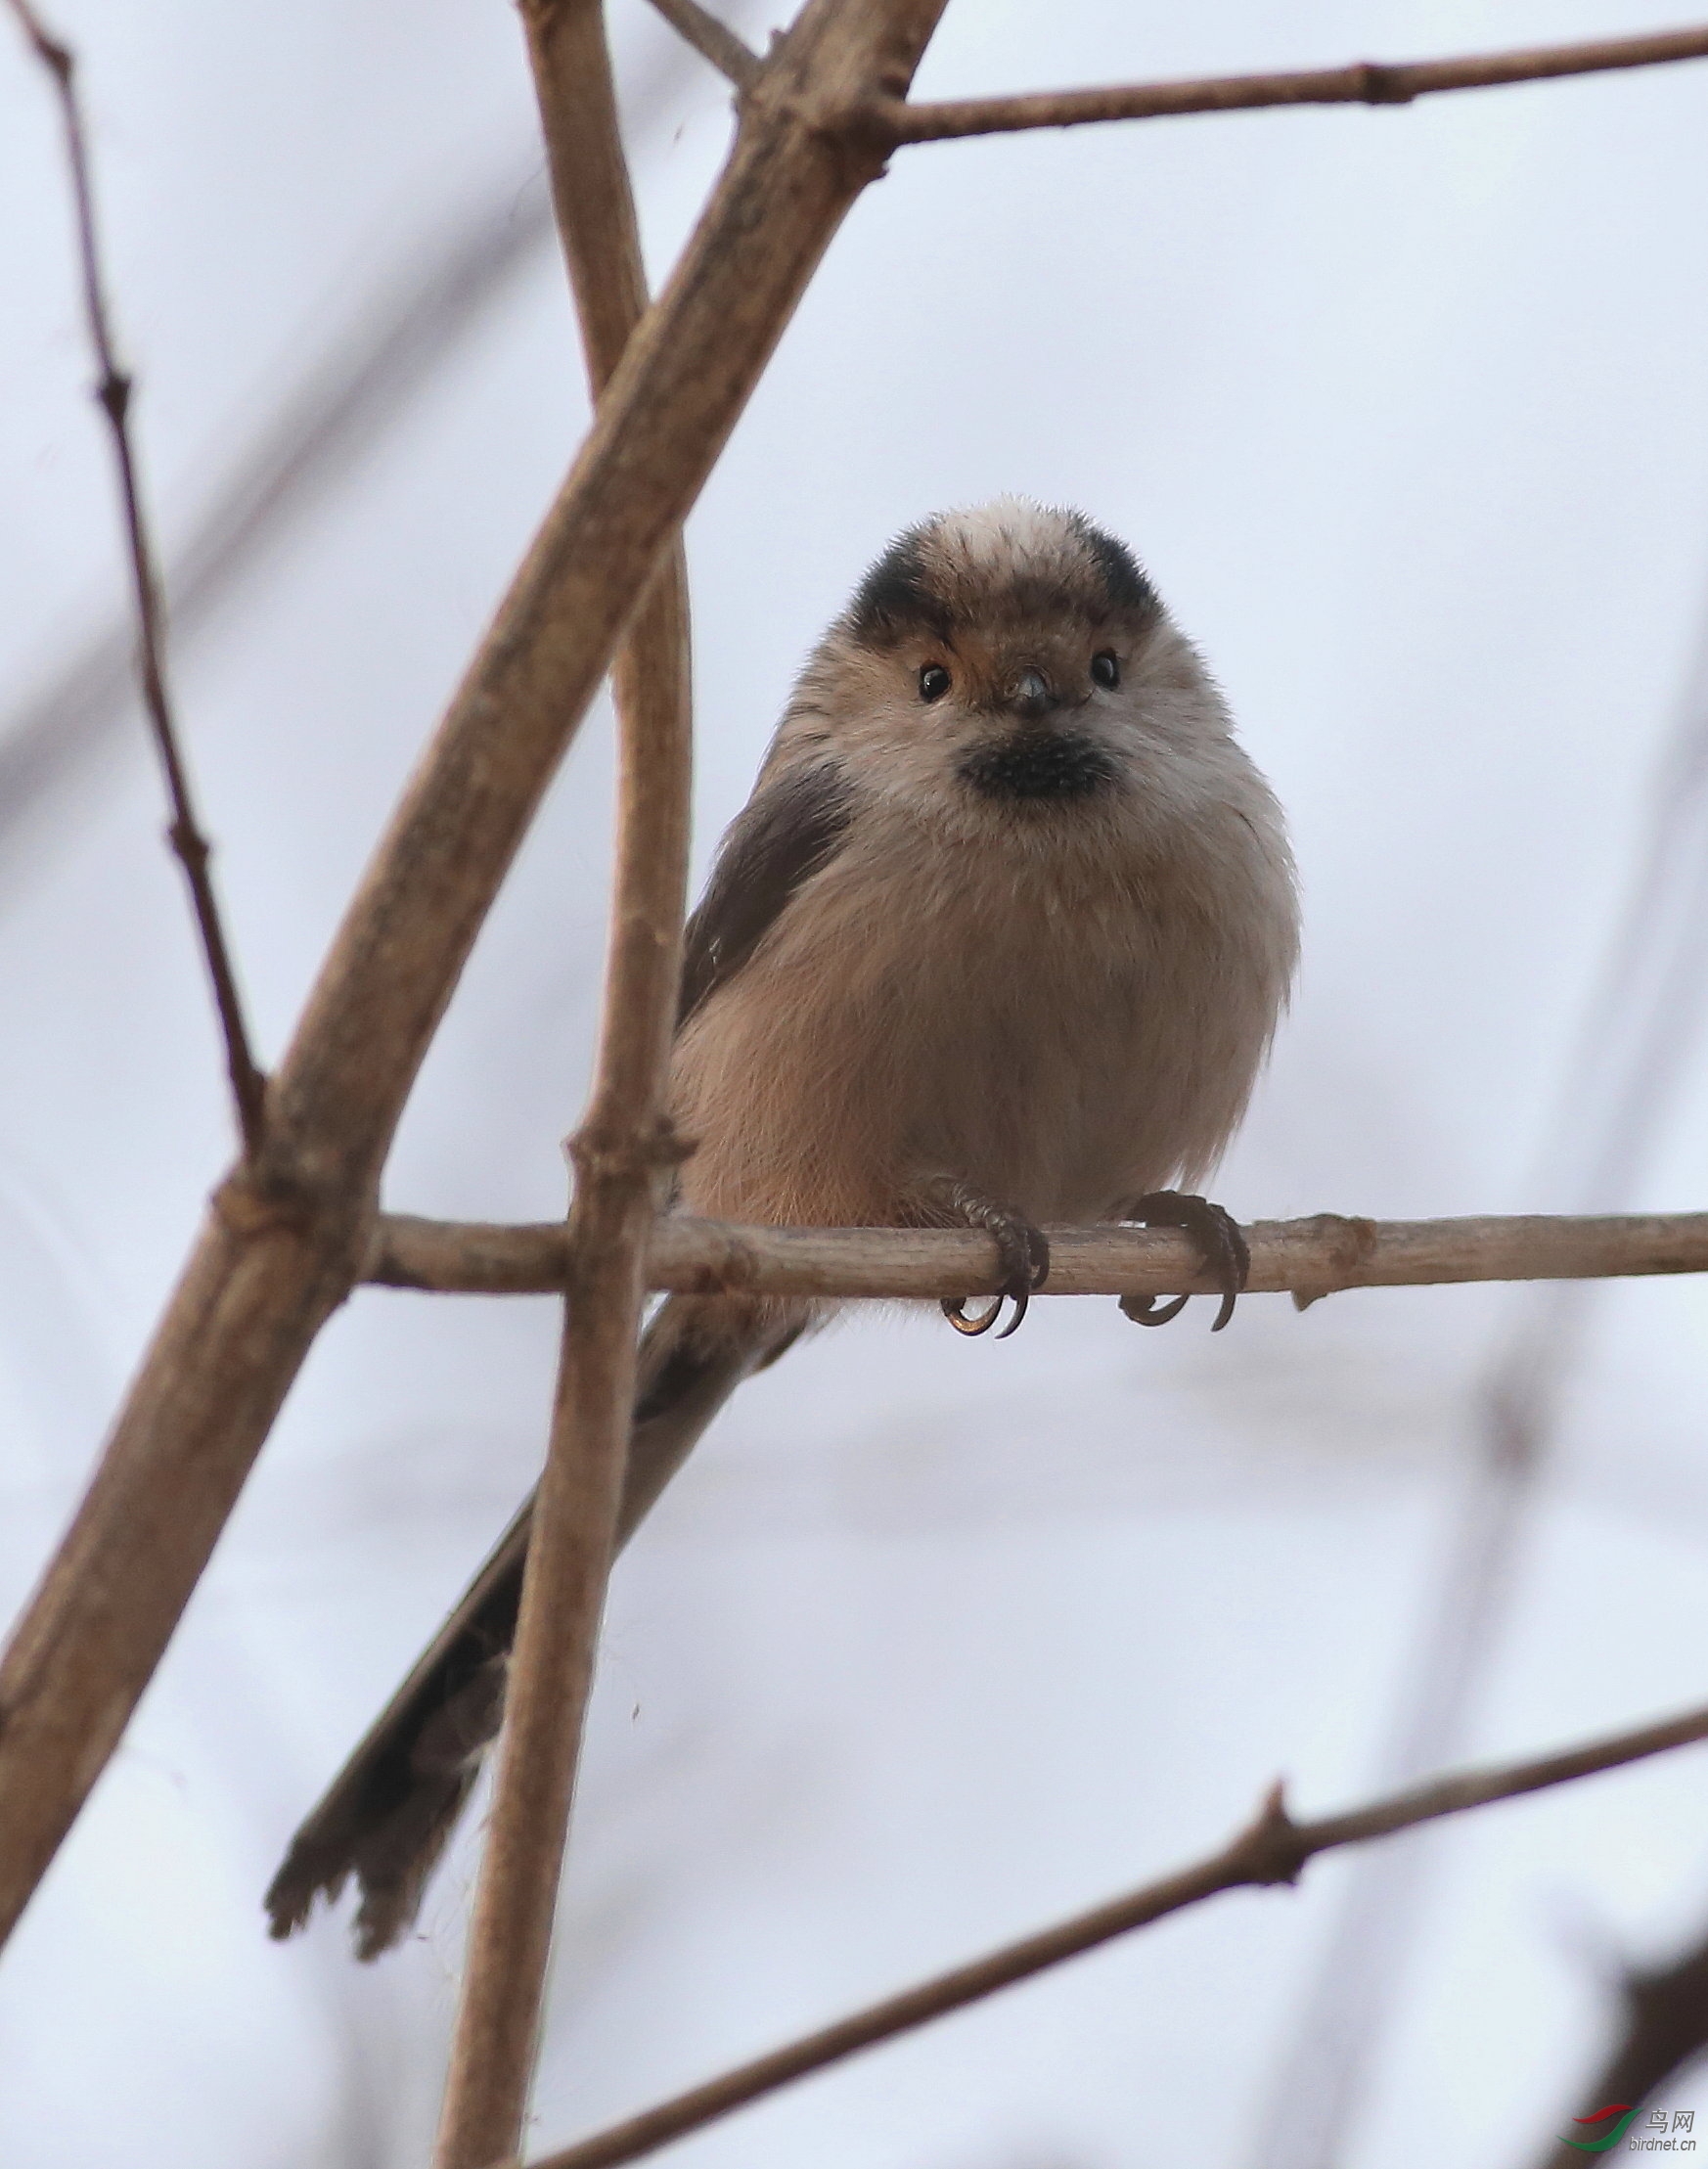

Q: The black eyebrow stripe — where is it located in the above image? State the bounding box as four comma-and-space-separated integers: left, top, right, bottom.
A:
1069, 514, 1160, 617
845, 530, 957, 645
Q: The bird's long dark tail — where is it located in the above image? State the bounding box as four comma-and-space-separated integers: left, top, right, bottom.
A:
264, 1293, 799, 1960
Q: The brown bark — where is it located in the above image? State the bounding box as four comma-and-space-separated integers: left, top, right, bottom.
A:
880, 22, 1708, 142
368, 1207, 1708, 1303
430, 0, 691, 2160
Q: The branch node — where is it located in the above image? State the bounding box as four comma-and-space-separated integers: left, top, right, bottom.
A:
813, 92, 906, 167
1289, 1211, 1378, 1310
1236, 1778, 1309, 1887
567, 1115, 695, 1188
10, 3, 70, 78
166, 819, 209, 870
675, 1221, 764, 1295
1353, 59, 1415, 105
210, 1162, 317, 1242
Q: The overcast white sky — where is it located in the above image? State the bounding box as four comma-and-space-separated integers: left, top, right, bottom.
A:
4, 4, 1708, 2164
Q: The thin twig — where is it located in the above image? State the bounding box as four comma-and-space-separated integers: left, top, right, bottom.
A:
0, 0, 949, 1954
366, 1208, 1708, 1302
646, 0, 761, 88
875, 21, 1708, 143
518, 1698, 1708, 2169
430, 0, 695, 2161
4, 0, 267, 1156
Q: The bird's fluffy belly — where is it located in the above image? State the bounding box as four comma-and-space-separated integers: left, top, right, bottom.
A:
670, 815, 1272, 1230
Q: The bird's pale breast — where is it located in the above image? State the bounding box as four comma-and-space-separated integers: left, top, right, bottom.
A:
669, 779, 1291, 1233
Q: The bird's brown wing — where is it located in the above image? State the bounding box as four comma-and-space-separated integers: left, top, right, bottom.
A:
677, 758, 855, 1028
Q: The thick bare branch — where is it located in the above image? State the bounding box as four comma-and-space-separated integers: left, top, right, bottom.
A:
368, 1207, 1708, 1302
646, 0, 761, 88
5, 0, 267, 1154
431, 1, 694, 2161
521, 1700, 1708, 2169
876, 21, 1708, 143
0, 0, 949, 1952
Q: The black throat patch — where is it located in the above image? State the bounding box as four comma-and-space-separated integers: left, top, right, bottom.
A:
956, 730, 1116, 802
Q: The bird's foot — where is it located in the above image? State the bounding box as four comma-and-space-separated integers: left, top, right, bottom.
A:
1117, 1191, 1249, 1333
920, 1178, 1050, 1339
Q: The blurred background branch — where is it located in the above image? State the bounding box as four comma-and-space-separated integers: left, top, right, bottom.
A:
1250, 561, 1708, 2169
0, 164, 557, 874
1536, 1916, 1708, 2167
3, 0, 266, 1154
0, 11, 723, 885
644, 0, 759, 87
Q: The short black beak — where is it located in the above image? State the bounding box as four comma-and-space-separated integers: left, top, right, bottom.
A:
1011, 667, 1052, 720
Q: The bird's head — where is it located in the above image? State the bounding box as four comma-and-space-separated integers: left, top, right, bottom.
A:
783, 499, 1228, 827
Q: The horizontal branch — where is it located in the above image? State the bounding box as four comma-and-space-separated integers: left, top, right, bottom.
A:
367, 1208, 1708, 1303
877, 21, 1708, 143
522, 1697, 1708, 2169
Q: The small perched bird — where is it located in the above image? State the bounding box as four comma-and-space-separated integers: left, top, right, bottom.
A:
267, 499, 1299, 1957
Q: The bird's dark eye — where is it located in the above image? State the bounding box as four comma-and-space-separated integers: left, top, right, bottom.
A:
1091, 651, 1120, 690
919, 663, 952, 702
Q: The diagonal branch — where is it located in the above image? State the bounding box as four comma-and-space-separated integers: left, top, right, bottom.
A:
429, 0, 695, 2161
647, 0, 761, 88
5, 0, 267, 1155
520, 1698, 1708, 2169
365, 1207, 1708, 1302
0, 0, 950, 1955
876, 21, 1708, 144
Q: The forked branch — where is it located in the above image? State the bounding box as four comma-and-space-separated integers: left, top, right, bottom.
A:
4, 0, 267, 1156
877, 20, 1708, 142
523, 1697, 1708, 2169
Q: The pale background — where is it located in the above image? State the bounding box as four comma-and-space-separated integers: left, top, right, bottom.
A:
3, 2, 1708, 2162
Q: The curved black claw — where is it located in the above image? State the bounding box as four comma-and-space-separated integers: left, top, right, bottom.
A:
1118, 1191, 1250, 1333
941, 1204, 1050, 1340
1121, 1288, 1192, 1330
943, 1292, 1011, 1337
